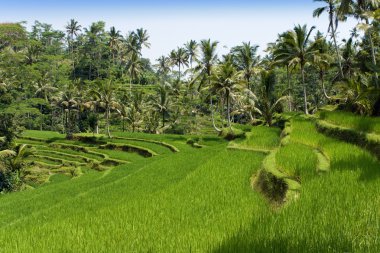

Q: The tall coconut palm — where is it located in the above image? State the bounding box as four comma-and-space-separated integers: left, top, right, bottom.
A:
313, 32, 334, 100
135, 28, 151, 54
150, 82, 171, 127
274, 25, 319, 114
257, 70, 290, 126
340, 0, 380, 87
108, 26, 122, 64
184, 40, 198, 70
313, 0, 345, 78
34, 73, 57, 102
59, 82, 79, 138
195, 39, 219, 91
210, 59, 242, 128
155, 55, 171, 78
171, 47, 189, 82
65, 19, 81, 76
126, 52, 143, 93
231, 42, 260, 90
193, 39, 219, 130
90, 80, 120, 138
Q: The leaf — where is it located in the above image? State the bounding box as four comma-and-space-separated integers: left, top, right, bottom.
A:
0, 150, 16, 159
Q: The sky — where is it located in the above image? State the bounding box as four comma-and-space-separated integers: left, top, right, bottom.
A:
0, 0, 358, 62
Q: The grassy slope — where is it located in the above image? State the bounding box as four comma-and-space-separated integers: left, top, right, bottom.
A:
1, 115, 380, 252
214, 117, 380, 252
320, 110, 380, 134
0, 133, 268, 252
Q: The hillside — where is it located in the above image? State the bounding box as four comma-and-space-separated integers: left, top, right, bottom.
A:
0, 113, 379, 252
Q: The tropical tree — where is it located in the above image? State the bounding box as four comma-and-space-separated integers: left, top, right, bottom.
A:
313, 32, 334, 99
195, 39, 219, 91
126, 52, 143, 93
313, 0, 345, 78
231, 42, 260, 90
340, 0, 380, 87
192, 39, 219, 130
274, 25, 319, 114
150, 82, 171, 128
59, 82, 79, 138
0, 144, 34, 192
91, 79, 120, 138
210, 59, 242, 129
257, 70, 289, 126
155, 55, 171, 78
135, 28, 151, 54
65, 19, 81, 75
170, 47, 189, 81
184, 40, 198, 70
33, 72, 57, 102
108, 26, 122, 64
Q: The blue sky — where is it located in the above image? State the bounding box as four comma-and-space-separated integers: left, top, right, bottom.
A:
0, 0, 358, 61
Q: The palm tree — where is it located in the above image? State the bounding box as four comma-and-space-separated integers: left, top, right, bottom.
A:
59, 82, 79, 139
91, 80, 120, 138
156, 56, 171, 78
340, 0, 380, 87
313, 0, 344, 78
184, 40, 198, 70
135, 28, 151, 54
108, 26, 122, 64
150, 82, 171, 127
171, 47, 189, 81
274, 25, 319, 114
313, 33, 334, 100
65, 19, 81, 76
126, 52, 143, 93
210, 59, 242, 128
34, 73, 58, 102
193, 39, 219, 130
257, 70, 290, 126
194, 39, 219, 91
231, 42, 260, 90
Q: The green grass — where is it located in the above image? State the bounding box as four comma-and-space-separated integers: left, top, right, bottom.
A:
276, 143, 318, 178
320, 110, 380, 134
229, 126, 281, 152
2, 115, 380, 252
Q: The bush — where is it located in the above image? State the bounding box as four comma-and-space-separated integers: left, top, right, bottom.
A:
219, 127, 245, 141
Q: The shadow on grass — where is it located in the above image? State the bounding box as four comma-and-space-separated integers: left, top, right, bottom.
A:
46, 137, 65, 143
210, 228, 354, 253
331, 153, 380, 182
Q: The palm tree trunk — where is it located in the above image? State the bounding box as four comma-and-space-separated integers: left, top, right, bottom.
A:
287, 65, 292, 112
211, 97, 221, 132
330, 14, 344, 79
178, 64, 181, 82
366, 21, 379, 89
321, 72, 331, 100
106, 106, 111, 138
162, 110, 165, 127
226, 94, 232, 129
301, 66, 309, 115
130, 79, 132, 96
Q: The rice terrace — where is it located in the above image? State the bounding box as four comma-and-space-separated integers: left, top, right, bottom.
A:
1, 0, 380, 252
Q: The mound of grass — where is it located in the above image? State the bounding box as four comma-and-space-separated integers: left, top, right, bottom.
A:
316, 119, 380, 159
276, 143, 318, 179
229, 126, 281, 153
99, 143, 158, 157
219, 127, 246, 140
113, 136, 179, 153
319, 110, 380, 134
